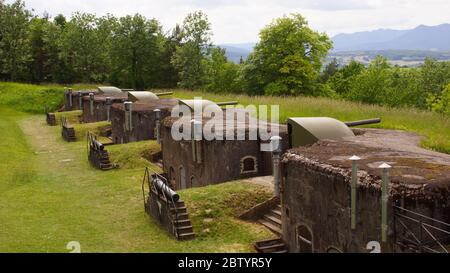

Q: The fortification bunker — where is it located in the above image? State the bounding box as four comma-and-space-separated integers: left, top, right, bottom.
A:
64, 88, 98, 111
111, 98, 179, 144
160, 100, 288, 190
81, 87, 128, 123
281, 128, 450, 253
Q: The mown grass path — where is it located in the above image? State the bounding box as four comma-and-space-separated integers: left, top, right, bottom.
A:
0, 108, 271, 252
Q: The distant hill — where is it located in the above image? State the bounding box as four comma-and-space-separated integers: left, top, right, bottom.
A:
332, 24, 450, 52
219, 43, 255, 63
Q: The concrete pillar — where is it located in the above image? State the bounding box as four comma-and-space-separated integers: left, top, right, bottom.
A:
270, 136, 282, 197
154, 109, 161, 144
105, 97, 112, 122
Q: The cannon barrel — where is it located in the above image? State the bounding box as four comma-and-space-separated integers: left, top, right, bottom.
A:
216, 101, 239, 106
153, 177, 180, 202
155, 91, 173, 97
92, 139, 104, 150
345, 118, 381, 127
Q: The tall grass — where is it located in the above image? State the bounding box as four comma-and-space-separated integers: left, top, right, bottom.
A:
169, 89, 450, 153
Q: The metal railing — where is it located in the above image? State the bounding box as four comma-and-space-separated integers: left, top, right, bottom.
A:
393, 205, 450, 253
142, 167, 180, 239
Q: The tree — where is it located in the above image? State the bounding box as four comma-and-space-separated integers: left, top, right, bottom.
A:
0, 0, 32, 81
347, 56, 391, 104
320, 58, 339, 83
346, 57, 424, 108
153, 24, 181, 88
109, 14, 161, 89
28, 16, 54, 82
420, 58, 450, 97
171, 11, 212, 89
59, 12, 111, 83
328, 60, 365, 96
202, 47, 241, 93
427, 83, 450, 115
243, 13, 332, 96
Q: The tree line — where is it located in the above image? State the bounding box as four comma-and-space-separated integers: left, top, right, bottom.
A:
1, 0, 449, 115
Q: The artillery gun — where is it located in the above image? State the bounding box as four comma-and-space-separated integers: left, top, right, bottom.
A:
287, 117, 381, 148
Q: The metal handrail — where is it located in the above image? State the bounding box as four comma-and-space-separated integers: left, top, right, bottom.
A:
394, 205, 450, 228
393, 205, 450, 253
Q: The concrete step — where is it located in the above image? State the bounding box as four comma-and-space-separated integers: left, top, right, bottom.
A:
178, 232, 195, 241
258, 219, 282, 236
254, 238, 287, 253
258, 243, 286, 253
271, 208, 281, 217
176, 225, 193, 234
263, 214, 282, 227
170, 201, 185, 208
173, 212, 189, 220
173, 219, 192, 227
171, 207, 187, 215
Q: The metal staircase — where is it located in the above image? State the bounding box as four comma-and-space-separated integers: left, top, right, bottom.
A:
393, 205, 450, 253
142, 168, 195, 240
61, 116, 76, 142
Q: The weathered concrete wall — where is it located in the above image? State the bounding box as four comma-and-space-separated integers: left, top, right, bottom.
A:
161, 125, 278, 190
110, 107, 172, 144
64, 91, 95, 111
81, 99, 108, 123
281, 131, 450, 253
281, 157, 393, 253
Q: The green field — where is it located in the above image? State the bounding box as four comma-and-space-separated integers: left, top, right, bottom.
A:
0, 108, 273, 252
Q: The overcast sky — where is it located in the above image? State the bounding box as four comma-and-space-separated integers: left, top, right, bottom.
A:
11, 0, 450, 44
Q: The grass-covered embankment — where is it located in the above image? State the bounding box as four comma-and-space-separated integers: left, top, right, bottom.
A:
0, 82, 95, 113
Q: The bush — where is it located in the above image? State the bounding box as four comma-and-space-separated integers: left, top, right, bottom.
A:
427, 83, 450, 116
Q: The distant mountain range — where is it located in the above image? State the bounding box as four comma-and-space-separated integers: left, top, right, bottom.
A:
220, 24, 450, 62
219, 43, 254, 63
332, 24, 450, 52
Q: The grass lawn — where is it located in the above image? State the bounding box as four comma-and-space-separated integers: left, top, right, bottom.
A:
0, 107, 273, 252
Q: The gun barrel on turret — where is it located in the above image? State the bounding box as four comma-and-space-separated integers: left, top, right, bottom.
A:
216, 101, 239, 106
345, 118, 381, 127
155, 91, 173, 97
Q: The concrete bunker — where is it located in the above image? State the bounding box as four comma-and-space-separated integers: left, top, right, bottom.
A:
64, 87, 98, 111
160, 100, 288, 190
81, 86, 129, 123
110, 93, 178, 144
280, 128, 450, 253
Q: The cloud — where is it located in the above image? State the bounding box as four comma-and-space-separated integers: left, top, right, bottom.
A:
7, 0, 450, 43
276, 0, 375, 10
